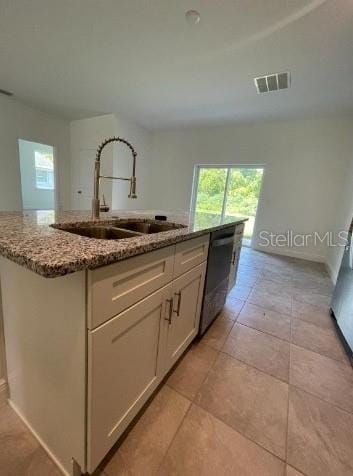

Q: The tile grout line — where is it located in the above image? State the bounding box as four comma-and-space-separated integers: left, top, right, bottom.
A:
285, 384, 353, 474
204, 296, 246, 352
235, 320, 291, 343
230, 265, 352, 382
289, 379, 353, 417
242, 299, 293, 319
230, 272, 353, 443
287, 463, 311, 476
154, 397, 193, 475
165, 340, 222, 407
236, 278, 349, 367
174, 340, 289, 464
166, 301, 243, 403
290, 337, 351, 368
288, 331, 353, 368
220, 348, 290, 385
291, 313, 336, 332
236, 310, 351, 367
196, 344, 221, 400
192, 398, 287, 465
165, 381, 193, 402
219, 334, 351, 390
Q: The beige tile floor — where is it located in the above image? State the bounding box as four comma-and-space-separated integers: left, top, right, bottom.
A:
1, 247, 353, 476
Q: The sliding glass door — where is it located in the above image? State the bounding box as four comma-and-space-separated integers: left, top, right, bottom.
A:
191, 166, 264, 243
193, 167, 228, 226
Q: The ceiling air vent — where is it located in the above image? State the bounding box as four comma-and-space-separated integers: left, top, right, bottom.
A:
254, 72, 290, 94
0, 88, 13, 97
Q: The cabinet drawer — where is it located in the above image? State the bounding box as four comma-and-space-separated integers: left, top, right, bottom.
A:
87, 285, 169, 472
88, 246, 174, 329
173, 235, 209, 278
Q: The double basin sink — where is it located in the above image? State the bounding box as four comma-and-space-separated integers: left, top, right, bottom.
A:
52, 219, 186, 240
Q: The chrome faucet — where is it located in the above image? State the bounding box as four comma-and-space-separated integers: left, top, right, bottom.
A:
92, 136, 137, 219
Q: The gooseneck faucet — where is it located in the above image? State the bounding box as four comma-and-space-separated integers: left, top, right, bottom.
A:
92, 136, 137, 219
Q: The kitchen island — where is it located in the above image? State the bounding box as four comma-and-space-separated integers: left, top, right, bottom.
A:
0, 210, 246, 475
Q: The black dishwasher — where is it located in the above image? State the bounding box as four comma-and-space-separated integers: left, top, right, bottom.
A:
199, 225, 235, 336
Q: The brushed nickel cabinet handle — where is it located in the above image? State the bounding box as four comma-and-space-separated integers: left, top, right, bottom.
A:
173, 291, 182, 316
165, 298, 173, 324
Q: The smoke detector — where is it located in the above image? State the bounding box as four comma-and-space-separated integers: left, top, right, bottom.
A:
185, 10, 201, 25
254, 72, 290, 94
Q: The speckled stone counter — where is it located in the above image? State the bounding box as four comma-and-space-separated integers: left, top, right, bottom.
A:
0, 210, 247, 278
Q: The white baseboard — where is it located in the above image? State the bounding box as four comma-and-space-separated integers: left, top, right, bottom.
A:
8, 399, 69, 476
0, 378, 8, 407
251, 244, 325, 263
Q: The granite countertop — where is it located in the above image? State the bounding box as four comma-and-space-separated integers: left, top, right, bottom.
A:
0, 210, 247, 278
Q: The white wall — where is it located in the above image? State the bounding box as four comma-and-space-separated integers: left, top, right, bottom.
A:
70, 113, 152, 211
0, 95, 70, 211
0, 95, 71, 388
112, 115, 152, 211
70, 114, 115, 210
149, 117, 353, 263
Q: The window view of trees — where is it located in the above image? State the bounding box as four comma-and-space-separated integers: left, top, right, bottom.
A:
194, 167, 264, 239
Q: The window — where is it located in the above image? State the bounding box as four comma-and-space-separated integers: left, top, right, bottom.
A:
35, 152, 54, 190
18, 139, 56, 210
191, 166, 264, 243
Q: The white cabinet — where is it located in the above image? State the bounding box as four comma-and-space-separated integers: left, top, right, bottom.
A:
87, 285, 170, 471
161, 262, 206, 374
87, 236, 208, 473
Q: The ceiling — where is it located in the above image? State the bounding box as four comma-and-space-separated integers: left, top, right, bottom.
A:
0, 0, 352, 130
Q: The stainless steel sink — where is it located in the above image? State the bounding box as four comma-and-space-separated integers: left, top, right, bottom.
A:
52, 219, 186, 240
115, 220, 186, 234
54, 225, 140, 240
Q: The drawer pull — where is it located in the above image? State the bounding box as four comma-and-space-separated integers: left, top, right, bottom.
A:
173, 291, 182, 316
165, 298, 173, 324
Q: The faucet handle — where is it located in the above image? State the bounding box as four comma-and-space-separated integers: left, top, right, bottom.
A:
100, 194, 110, 212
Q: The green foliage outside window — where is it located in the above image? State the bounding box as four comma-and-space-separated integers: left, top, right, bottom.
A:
194, 167, 263, 238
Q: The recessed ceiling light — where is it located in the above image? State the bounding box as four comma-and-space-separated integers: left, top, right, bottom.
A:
185, 10, 201, 26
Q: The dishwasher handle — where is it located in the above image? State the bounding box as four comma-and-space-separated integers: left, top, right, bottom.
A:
212, 236, 234, 247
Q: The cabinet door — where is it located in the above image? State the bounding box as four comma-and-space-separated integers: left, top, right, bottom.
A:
87, 284, 171, 473
162, 262, 206, 374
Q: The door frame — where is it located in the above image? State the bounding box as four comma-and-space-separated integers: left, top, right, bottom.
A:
190, 164, 265, 245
